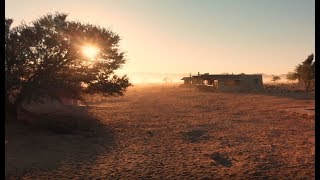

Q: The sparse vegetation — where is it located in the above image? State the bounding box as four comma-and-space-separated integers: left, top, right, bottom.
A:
264, 83, 306, 93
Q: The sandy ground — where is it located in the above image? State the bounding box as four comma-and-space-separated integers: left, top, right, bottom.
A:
5, 86, 315, 179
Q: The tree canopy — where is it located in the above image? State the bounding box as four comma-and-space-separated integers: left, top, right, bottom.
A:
286, 54, 315, 91
271, 75, 281, 84
5, 12, 131, 120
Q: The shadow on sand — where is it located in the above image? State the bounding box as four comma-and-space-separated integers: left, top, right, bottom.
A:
182, 129, 210, 143
5, 106, 115, 178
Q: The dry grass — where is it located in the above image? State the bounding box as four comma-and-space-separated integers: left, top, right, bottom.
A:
264, 82, 314, 92
5, 85, 314, 179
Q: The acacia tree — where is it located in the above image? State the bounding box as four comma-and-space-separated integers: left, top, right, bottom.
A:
286, 54, 315, 91
271, 75, 281, 84
5, 13, 131, 121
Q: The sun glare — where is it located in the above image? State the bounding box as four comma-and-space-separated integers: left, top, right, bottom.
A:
82, 45, 100, 59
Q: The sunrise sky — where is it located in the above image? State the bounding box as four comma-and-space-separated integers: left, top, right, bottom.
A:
5, 0, 314, 83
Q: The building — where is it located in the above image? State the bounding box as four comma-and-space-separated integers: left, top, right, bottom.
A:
181, 73, 264, 92
181, 77, 192, 85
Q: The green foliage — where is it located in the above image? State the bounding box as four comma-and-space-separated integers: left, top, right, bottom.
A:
5, 12, 132, 118
286, 54, 315, 91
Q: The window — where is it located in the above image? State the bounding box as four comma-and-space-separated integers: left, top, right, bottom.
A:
254, 79, 259, 84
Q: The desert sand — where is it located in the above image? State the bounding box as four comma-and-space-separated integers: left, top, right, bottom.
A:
5, 85, 315, 179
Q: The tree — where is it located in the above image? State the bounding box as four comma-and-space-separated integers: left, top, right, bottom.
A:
286, 72, 299, 82
5, 13, 131, 121
271, 75, 281, 84
163, 77, 169, 83
286, 54, 315, 91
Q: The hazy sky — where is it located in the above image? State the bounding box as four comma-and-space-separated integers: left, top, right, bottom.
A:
6, 0, 314, 76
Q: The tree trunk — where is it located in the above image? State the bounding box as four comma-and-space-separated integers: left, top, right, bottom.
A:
305, 82, 311, 92
303, 79, 311, 92
6, 87, 49, 123
5, 99, 18, 122
6, 91, 27, 122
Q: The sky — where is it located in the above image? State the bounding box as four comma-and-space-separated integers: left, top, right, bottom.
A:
5, 0, 315, 83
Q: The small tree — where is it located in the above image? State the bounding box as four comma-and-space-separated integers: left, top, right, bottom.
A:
271, 75, 281, 84
163, 77, 169, 84
5, 13, 132, 121
286, 54, 315, 91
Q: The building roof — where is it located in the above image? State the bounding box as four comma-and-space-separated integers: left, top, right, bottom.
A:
182, 74, 262, 80
181, 77, 192, 80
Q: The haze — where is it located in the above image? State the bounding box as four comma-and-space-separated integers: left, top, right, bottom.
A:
5, 0, 315, 84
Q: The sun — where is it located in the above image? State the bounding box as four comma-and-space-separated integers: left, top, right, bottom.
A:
82, 45, 100, 59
